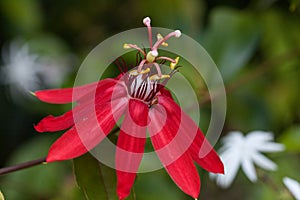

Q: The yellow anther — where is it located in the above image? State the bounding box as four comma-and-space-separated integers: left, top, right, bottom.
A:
123, 43, 131, 49
129, 68, 150, 76
149, 74, 170, 81
146, 51, 157, 63
157, 33, 168, 47
139, 68, 150, 74
170, 56, 180, 69
129, 69, 139, 76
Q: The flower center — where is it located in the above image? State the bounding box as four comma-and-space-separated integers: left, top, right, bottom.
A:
121, 17, 182, 105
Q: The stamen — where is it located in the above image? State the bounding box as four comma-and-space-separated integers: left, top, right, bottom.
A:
123, 43, 146, 57
137, 59, 147, 72
153, 62, 162, 77
156, 56, 176, 63
152, 30, 181, 50
129, 59, 150, 75
143, 17, 153, 49
149, 74, 170, 81
157, 33, 168, 47
170, 57, 180, 69
139, 68, 150, 74
129, 67, 150, 76
129, 69, 139, 76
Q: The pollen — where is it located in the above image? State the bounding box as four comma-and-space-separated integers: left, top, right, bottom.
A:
129, 69, 139, 76
129, 68, 150, 76
123, 43, 131, 49
139, 68, 150, 74
170, 57, 180, 70
149, 74, 170, 81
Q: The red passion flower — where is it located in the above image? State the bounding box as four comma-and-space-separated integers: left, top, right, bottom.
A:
34, 17, 224, 200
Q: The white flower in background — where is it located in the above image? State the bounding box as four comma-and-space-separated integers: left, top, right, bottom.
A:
283, 177, 300, 200
0, 40, 70, 98
1, 41, 41, 91
210, 131, 285, 188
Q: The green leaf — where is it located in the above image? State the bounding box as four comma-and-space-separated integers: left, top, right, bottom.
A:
73, 153, 136, 200
0, 190, 4, 200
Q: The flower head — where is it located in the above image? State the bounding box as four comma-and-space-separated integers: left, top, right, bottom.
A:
0, 40, 69, 98
283, 177, 300, 200
210, 131, 285, 188
34, 17, 224, 199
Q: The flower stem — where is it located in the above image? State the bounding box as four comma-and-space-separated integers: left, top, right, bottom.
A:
0, 157, 46, 175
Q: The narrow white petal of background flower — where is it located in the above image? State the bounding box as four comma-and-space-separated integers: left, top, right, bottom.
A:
283, 177, 300, 200
210, 131, 285, 188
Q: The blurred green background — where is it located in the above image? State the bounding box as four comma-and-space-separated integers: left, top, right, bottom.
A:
0, 0, 300, 199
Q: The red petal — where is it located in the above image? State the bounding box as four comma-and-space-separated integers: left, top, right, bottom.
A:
157, 95, 224, 173
46, 98, 127, 162
148, 100, 200, 198
78, 79, 126, 105
34, 110, 74, 132
190, 130, 224, 174
35, 78, 117, 104
35, 81, 127, 133
46, 126, 87, 162
116, 99, 148, 200
159, 88, 173, 99
165, 153, 200, 199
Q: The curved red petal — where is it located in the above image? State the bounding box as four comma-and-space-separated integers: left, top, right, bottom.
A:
157, 95, 224, 174
165, 153, 200, 199
34, 110, 74, 132
46, 98, 127, 162
190, 130, 224, 174
78, 79, 126, 105
35, 78, 117, 104
148, 100, 200, 198
35, 81, 126, 133
46, 126, 87, 162
116, 99, 148, 200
